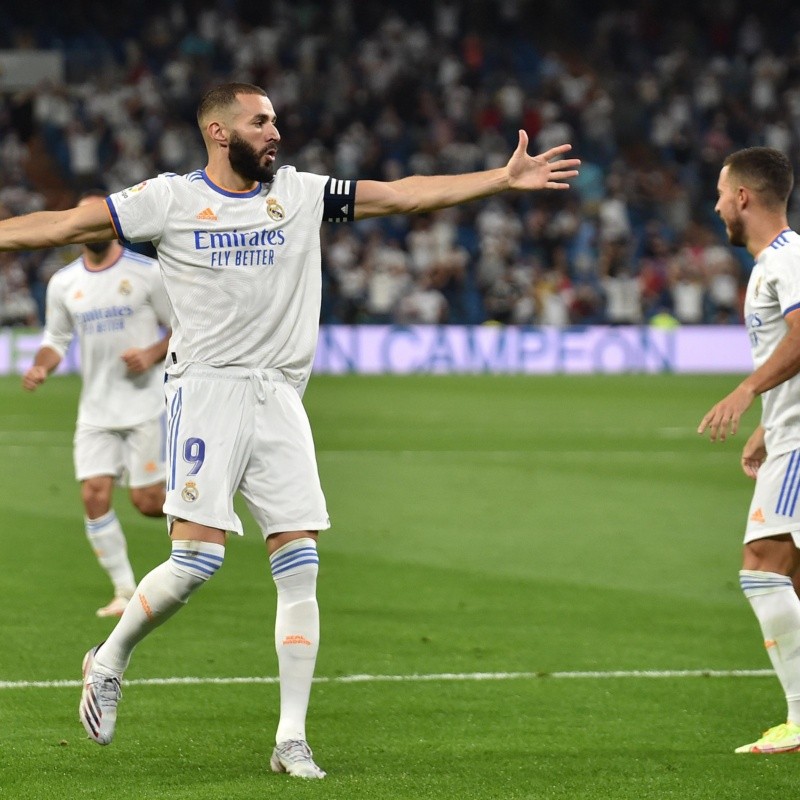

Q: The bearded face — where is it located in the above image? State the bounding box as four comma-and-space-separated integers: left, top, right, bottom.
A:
724, 210, 746, 248
228, 131, 276, 183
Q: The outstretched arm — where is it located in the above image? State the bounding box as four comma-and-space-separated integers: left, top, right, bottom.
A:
0, 202, 116, 251
354, 132, 580, 220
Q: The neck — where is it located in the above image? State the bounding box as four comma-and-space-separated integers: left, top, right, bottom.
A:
205, 159, 258, 193
749, 219, 790, 259
83, 242, 122, 270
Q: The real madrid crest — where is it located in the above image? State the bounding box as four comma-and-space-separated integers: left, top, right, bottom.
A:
119, 279, 132, 295
266, 197, 285, 221
181, 481, 199, 502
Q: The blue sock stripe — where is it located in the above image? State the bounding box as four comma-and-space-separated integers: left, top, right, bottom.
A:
271, 556, 320, 578
86, 512, 117, 532
740, 578, 793, 590
776, 450, 800, 516
269, 545, 318, 570
170, 554, 222, 578
170, 548, 225, 566
740, 573, 793, 592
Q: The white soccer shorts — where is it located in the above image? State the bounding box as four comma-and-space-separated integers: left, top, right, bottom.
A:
74, 412, 167, 487
744, 447, 800, 545
163, 365, 330, 537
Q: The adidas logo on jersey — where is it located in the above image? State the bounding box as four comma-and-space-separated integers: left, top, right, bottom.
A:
750, 507, 765, 523
196, 208, 218, 221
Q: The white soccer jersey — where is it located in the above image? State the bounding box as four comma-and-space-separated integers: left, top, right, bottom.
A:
42, 249, 172, 428
744, 228, 800, 455
106, 167, 355, 393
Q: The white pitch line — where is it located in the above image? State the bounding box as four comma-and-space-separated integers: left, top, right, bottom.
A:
0, 668, 775, 691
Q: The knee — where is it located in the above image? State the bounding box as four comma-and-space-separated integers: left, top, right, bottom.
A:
130, 485, 166, 517
742, 538, 799, 576
81, 479, 112, 518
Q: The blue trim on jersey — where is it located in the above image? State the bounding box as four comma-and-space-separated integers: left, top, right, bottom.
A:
200, 170, 263, 198
105, 197, 127, 241
776, 450, 800, 516
783, 301, 800, 317
769, 229, 793, 249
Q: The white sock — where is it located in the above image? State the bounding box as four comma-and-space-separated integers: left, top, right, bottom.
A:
94, 540, 225, 675
85, 510, 136, 597
271, 538, 320, 743
741, 569, 800, 724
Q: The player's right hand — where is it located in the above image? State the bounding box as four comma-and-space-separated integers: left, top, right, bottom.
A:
22, 365, 48, 392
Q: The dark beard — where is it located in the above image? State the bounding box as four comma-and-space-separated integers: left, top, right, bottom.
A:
229, 132, 275, 183
85, 241, 113, 256
726, 216, 746, 248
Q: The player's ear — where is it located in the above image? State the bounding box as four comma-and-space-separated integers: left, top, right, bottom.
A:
207, 121, 228, 148
737, 185, 749, 209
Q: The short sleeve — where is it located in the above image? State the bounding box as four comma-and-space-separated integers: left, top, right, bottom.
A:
40, 273, 74, 357
106, 176, 171, 244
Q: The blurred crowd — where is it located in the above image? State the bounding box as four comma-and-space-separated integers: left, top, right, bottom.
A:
0, 0, 799, 327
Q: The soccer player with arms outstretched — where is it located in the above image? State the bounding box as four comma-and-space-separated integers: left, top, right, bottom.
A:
699, 147, 800, 754
0, 82, 580, 779
22, 191, 171, 618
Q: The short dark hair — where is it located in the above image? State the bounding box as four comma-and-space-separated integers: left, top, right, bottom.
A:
723, 147, 794, 208
196, 83, 267, 125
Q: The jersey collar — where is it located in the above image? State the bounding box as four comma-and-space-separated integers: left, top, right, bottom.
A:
201, 169, 263, 198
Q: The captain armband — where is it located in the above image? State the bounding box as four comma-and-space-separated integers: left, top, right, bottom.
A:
322, 178, 356, 223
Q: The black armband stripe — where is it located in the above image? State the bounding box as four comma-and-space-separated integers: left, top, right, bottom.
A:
322, 178, 356, 223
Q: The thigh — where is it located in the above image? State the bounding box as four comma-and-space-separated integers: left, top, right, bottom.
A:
123, 411, 167, 488
74, 423, 124, 482
239, 382, 330, 537
745, 448, 800, 544
164, 375, 252, 534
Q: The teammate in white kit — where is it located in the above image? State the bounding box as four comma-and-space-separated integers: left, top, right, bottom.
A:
0, 83, 580, 779
699, 147, 800, 754
22, 191, 171, 618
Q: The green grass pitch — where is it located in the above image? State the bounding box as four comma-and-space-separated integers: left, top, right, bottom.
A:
1, 371, 797, 799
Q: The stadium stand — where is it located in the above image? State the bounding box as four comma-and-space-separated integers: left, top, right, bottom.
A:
0, 0, 798, 326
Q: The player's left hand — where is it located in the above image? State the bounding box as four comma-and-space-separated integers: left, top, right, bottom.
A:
697, 384, 757, 442
506, 132, 581, 191
22, 365, 48, 391
121, 348, 151, 373
741, 426, 767, 479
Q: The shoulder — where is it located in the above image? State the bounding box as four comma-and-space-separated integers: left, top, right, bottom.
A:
273, 165, 328, 191
49, 257, 84, 285
763, 230, 800, 269
113, 172, 192, 201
